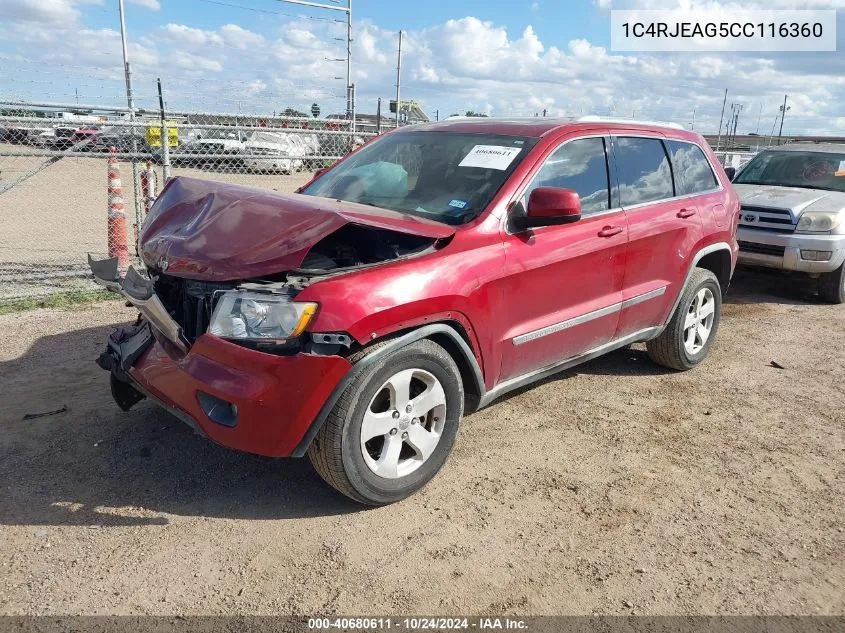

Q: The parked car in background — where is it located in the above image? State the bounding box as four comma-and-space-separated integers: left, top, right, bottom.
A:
90, 117, 738, 504
242, 130, 320, 173
732, 143, 845, 303
177, 128, 248, 168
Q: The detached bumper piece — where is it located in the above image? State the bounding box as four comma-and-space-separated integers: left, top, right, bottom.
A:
95, 321, 154, 411
88, 255, 190, 353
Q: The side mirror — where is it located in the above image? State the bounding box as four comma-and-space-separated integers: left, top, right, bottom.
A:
520, 187, 582, 229
724, 166, 737, 181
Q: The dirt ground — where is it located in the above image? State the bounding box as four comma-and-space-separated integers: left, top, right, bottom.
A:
0, 267, 842, 616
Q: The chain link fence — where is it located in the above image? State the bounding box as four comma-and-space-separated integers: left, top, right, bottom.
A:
0, 102, 392, 302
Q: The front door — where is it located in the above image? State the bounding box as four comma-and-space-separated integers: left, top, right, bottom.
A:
496, 136, 628, 382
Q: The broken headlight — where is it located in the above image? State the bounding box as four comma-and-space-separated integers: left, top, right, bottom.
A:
208, 291, 317, 342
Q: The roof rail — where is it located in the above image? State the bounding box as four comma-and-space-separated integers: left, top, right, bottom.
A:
577, 115, 685, 130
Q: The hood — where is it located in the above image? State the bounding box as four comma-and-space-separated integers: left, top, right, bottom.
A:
734, 184, 845, 217
139, 176, 454, 280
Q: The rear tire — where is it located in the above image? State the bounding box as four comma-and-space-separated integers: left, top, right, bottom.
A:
818, 262, 845, 304
647, 268, 722, 371
308, 339, 464, 505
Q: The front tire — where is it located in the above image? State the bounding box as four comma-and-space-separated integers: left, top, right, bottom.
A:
647, 268, 722, 371
308, 339, 464, 505
818, 262, 845, 304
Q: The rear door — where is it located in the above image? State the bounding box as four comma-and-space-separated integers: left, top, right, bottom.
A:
612, 135, 706, 337
496, 135, 628, 382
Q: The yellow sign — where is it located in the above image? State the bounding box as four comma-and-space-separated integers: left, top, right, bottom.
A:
146, 122, 179, 147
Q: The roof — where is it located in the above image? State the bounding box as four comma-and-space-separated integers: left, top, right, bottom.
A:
397, 116, 695, 139
761, 143, 845, 153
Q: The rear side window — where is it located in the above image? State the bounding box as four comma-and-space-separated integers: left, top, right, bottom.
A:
523, 137, 610, 214
666, 140, 718, 194
615, 137, 674, 206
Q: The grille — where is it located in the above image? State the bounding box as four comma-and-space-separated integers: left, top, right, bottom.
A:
738, 241, 786, 257
739, 205, 795, 233
154, 275, 237, 342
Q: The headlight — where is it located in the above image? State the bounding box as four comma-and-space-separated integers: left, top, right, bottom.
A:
795, 211, 841, 233
208, 291, 317, 341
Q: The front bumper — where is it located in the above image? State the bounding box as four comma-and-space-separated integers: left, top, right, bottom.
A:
89, 257, 352, 457
126, 332, 351, 457
736, 227, 845, 273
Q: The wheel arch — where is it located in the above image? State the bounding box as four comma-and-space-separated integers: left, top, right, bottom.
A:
292, 322, 485, 457
696, 247, 733, 295
661, 242, 733, 331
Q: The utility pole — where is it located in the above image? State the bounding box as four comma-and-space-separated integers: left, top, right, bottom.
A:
777, 94, 788, 145
395, 30, 402, 128
690, 106, 696, 131
118, 0, 141, 232
376, 97, 382, 134
276, 0, 353, 127
715, 89, 728, 153
158, 78, 171, 181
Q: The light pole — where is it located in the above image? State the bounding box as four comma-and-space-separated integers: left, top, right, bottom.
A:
276, 0, 353, 130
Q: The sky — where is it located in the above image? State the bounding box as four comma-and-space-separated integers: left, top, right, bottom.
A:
0, 0, 843, 135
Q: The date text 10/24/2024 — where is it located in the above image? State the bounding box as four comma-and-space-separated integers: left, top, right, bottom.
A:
308, 618, 528, 630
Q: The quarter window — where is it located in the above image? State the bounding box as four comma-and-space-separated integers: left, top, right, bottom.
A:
523, 137, 610, 214
666, 140, 718, 195
615, 137, 674, 206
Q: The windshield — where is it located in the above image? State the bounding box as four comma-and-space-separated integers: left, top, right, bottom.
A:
734, 149, 845, 193
302, 131, 538, 225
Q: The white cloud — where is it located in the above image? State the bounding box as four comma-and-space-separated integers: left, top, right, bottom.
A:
531, 2, 540, 11
0, 5, 842, 135
171, 51, 223, 72
160, 23, 223, 46
0, 0, 98, 23
220, 24, 264, 49
128, 0, 160, 10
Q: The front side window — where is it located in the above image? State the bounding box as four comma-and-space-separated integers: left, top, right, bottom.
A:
666, 140, 719, 195
303, 131, 538, 225
615, 137, 674, 206
522, 137, 610, 214
734, 149, 845, 193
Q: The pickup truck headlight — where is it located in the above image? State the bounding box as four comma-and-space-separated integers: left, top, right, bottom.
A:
208, 291, 317, 341
795, 211, 841, 233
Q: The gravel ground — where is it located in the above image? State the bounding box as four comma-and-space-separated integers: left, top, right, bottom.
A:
0, 266, 843, 616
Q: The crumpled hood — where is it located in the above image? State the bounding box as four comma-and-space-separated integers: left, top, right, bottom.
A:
734, 184, 845, 217
139, 176, 454, 280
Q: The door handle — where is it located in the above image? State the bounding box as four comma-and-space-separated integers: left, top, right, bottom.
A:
677, 208, 697, 218
597, 225, 623, 238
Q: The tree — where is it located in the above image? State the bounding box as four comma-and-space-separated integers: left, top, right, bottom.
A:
465, 110, 489, 118
282, 107, 308, 118
311, 103, 321, 118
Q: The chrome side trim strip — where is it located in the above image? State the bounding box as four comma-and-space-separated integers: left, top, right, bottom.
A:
621, 285, 666, 309
512, 285, 668, 346
512, 302, 621, 346
481, 326, 662, 408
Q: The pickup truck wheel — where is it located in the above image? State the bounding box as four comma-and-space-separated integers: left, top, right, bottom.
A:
308, 339, 464, 505
647, 268, 722, 371
818, 262, 845, 304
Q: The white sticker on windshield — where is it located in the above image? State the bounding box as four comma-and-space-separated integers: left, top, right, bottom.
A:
458, 145, 522, 170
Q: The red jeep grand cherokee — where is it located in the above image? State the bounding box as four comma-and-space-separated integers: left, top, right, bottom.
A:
90, 117, 739, 505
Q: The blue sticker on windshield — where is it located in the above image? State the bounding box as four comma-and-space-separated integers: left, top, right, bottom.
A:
449, 199, 468, 209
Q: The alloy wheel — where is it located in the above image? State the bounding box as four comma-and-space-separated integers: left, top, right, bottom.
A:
359, 368, 447, 479
683, 287, 715, 355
